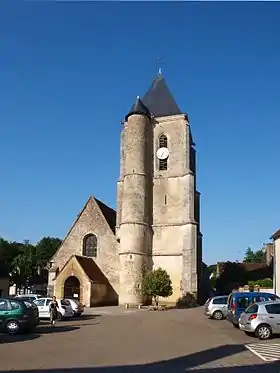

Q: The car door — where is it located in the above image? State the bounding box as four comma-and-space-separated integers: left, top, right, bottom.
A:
236, 295, 251, 317
45, 299, 51, 318
264, 303, 280, 333
220, 296, 229, 316
0, 299, 9, 330
35, 298, 46, 318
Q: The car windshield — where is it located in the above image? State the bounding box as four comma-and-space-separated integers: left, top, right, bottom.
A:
18, 297, 35, 302
268, 295, 280, 301
61, 299, 70, 306
23, 301, 33, 308
245, 304, 259, 314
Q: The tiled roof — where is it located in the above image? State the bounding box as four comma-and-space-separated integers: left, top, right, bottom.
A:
75, 255, 109, 283
240, 262, 268, 272
125, 96, 150, 121
141, 72, 182, 118
270, 229, 280, 240
94, 198, 116, 234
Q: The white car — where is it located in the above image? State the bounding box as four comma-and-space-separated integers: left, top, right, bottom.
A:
65, 298, 85, 316
15, 294, 42, 301
34, 298, 74, 320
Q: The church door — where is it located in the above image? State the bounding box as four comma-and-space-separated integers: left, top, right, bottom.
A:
64, 276, 80, 300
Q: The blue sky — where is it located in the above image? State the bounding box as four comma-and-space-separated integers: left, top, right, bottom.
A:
1, 2, 280, 265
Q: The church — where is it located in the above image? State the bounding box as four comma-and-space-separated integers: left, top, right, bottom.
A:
47, 72, 203, 307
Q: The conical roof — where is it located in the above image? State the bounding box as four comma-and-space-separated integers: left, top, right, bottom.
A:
142, 72, 182, 117
125, 96, 150, 121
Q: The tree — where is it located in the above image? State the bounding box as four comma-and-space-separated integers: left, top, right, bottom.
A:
0, 238, 23, 271
10, 242, 37, 290
243, 247, 265, 263
35, 237, 62, 268
142, 268, 173, 306
0, 236, 62, 291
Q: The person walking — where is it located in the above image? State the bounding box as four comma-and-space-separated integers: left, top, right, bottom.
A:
49, 296, 59, 326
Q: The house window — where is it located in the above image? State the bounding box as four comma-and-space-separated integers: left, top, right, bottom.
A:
83, 234, 97, 257
158, 134, 168, 171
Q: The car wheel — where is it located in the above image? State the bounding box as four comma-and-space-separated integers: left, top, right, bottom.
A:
212, 311, 223, 320
255, 324, 272, 340
5, 320, 20, 335
57, 312, 62, 321
233, 323, 239, 328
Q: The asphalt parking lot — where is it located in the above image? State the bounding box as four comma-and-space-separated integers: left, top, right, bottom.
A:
1, 306, 280, 372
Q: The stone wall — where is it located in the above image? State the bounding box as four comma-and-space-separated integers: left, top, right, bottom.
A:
49, 197, 120, 296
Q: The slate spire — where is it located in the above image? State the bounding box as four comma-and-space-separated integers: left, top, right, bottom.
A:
125, 96, 150, 121
142, 72, 182, 117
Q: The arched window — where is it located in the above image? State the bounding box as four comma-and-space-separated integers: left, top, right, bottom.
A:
82, 234, 97, 257
159, 134, 168, 148
158, 134, 168, 171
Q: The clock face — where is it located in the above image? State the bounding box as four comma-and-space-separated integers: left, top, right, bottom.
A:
156, 147, 169, 160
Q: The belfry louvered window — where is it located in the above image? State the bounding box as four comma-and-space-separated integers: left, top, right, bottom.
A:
158, 134, 168, 171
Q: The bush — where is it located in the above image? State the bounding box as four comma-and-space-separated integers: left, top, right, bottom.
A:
248, 278, 273, 289
142, 268, 173, 305
176, 292, 198, 308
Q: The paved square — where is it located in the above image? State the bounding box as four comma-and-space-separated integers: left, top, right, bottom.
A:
245, 343, 280, 362
0, 307, 280, 372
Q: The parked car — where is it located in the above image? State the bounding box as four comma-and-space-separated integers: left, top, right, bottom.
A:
15, 296, 40, 323
65, 298, 85, 317
227, 291, 279, 328
239, 301, 280, 340
0, 297, 38, 335
16, 294, 42, 302
204, 295, 229, 320
34, 298, 74, 320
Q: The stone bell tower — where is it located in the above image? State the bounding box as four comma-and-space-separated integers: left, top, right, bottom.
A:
117, 72, 203, 305
117, 97, 153, 305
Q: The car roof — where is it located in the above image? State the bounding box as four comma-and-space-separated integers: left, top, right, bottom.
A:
255, 300, 280, 305
233, 292, 275, 296
211, 295, 228, 299
0, 296, 23, 302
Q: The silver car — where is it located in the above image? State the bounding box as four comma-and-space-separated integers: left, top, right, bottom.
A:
239, 301, 280, 340
204, 295, 229, 320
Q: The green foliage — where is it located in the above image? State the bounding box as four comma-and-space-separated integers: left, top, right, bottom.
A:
248, 278, 273, 289
208, 264, 217, 289
176, 292, 198, 308
35, 237, 62, 268
0, 236, 62, 290
243, 247, 265, 264
142, 268, 173, 303
208, 264, 217, 275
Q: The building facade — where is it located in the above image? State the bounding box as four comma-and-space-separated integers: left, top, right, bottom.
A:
47, 72, 203, 306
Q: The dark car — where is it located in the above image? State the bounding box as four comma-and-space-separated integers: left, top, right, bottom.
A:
15, 296, 40, 324
0, 297, 38, 335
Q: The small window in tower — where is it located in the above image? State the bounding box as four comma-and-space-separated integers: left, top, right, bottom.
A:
164, 195, 167, 205
158, 134, 168, 171
159, 159, 168, 171
159, 134, 168, 148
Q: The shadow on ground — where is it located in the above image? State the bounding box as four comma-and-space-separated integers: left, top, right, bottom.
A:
0, 325, 80, 344
0, 344, 279, 371
35, 325, 80, 334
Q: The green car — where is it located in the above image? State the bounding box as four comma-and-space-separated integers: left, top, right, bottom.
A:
0, 297, 38, 335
